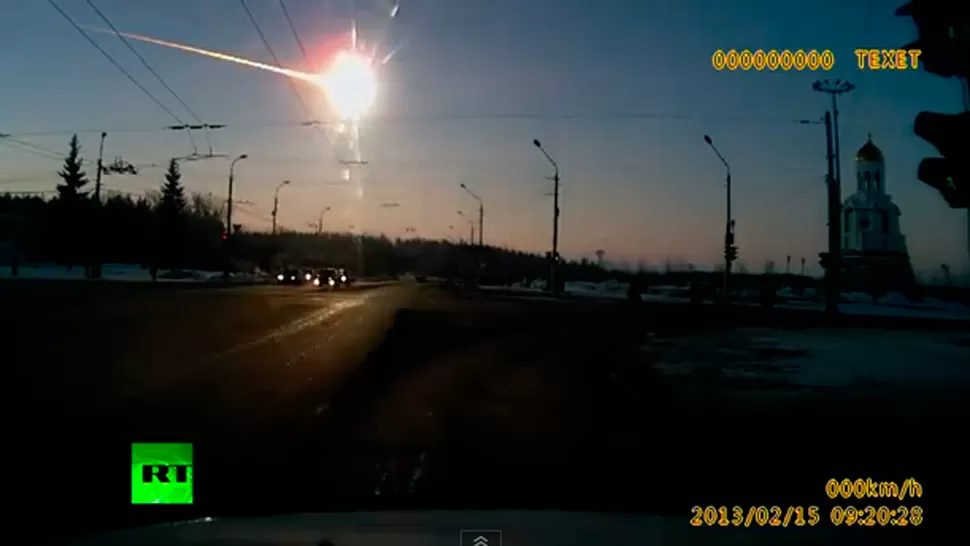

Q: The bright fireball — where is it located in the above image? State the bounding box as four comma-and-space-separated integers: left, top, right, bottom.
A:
320, 50, 377, 121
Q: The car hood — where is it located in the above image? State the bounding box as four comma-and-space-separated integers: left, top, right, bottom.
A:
63, 510, 924, 546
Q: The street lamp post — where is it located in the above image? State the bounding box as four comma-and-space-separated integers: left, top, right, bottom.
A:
90, 131, 108, 279
272, 180, 290, 235
533, 139, 560, 294
318, 206, 331, 235
812, 80, 854, 189
458, 210, 474, 243
460, 183, 484, 247
703, 135, 733, 297
224, 153, 248, 279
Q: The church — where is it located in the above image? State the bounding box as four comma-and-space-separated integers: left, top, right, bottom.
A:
839, 135, 915, 293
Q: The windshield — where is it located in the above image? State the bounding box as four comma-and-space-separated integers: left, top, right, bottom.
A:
6, 0, 968, 543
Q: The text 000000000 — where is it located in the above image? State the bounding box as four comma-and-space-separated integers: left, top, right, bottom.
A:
711, 49, 835, 71
690, 506, 820, 527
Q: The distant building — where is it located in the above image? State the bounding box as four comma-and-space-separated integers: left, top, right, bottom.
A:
840, 134, 915, 293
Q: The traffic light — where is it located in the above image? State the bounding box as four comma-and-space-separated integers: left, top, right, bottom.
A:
897, 1, 970, 208
914, 111, 970, 207
220, 231, 228, 241
724, 245, 738, 263
895, 1, 969, 78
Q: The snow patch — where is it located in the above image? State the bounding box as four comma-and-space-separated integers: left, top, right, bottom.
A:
0, 263, 267, 283
645, 328, 970, 393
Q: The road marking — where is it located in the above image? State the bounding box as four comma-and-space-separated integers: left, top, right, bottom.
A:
208, 295, 370, 361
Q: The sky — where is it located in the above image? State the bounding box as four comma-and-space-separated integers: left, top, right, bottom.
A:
1, 0, 967, 278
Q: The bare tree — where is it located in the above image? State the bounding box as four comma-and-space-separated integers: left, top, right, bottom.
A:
763, 260, 776, 275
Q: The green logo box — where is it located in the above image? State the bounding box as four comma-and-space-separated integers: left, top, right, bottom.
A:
131, 443, 194, 505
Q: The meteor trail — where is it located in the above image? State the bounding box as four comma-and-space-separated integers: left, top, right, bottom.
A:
86, 27, 320, 84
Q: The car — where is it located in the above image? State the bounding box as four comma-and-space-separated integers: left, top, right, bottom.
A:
314, 267, 351, 288
276, 269, 311, 285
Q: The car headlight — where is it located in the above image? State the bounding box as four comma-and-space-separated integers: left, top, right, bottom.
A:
340, 275, 347, 282
328, 278, 335, 286
277, 274, 284, 281
305, 273, 312, 281
313, 278, 320, 286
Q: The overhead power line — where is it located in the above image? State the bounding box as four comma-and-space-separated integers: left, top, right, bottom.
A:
85, 0, 216, 155
46, 0, 198, 154
4, 112, 833, 137
239, 0, 313, 120
278, 0, 309, 64
0, 137, 63, 162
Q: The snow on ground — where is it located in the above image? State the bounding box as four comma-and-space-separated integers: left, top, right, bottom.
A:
643, 327, 970, 401
483, 280, 970, 321
0, 264, 267, 283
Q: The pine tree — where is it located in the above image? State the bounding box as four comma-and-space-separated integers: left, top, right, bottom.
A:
54, 134, 90, 269
158, 158, 187, 269
159, 159, 187, 217
56, 134, 89, 201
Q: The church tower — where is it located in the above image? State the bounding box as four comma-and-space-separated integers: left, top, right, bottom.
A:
855, 134, 885, 197
840, 134, 914, 293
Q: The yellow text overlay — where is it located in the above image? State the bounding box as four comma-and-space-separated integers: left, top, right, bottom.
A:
830, 506, 924, 527
825, 478, 923, 501
711, 49, 835, 71
690, 506, 821, 527
855, 49, 922, 70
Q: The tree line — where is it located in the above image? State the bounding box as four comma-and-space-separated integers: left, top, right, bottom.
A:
1, 135, 224, 275
0, 134, 629, 284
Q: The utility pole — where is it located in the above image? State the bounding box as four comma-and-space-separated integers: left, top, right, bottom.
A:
823, 111, 841, 315
533, 139, 560, 294
703, 135, 734, 297
813, 80, 855, 190
90, 131, 107, 279
271, 180, 290, 235
340, 159, 369, 276
94, 132, 106, 203
460, 183, 484, 247
458, 210, 474, 243
224, 154, 248, 279
318, 206, 331, 235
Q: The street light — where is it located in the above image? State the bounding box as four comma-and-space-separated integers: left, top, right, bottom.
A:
460, 183, 484, 247
458, 210, 475, 243
703, 135, 733, 297
317, 206, 331, 235
812, 80, 854, 188
272, 180, 290, 235
90, 131, 108, 279
224, 153, 248, 279
533, 139, 560, 294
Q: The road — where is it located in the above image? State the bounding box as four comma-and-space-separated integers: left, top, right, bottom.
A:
6, 279, 967, 543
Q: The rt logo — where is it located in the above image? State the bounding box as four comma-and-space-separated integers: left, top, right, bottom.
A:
131, 443, 194, 505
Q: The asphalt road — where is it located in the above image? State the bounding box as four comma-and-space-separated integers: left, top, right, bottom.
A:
6, 279, 966, 543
